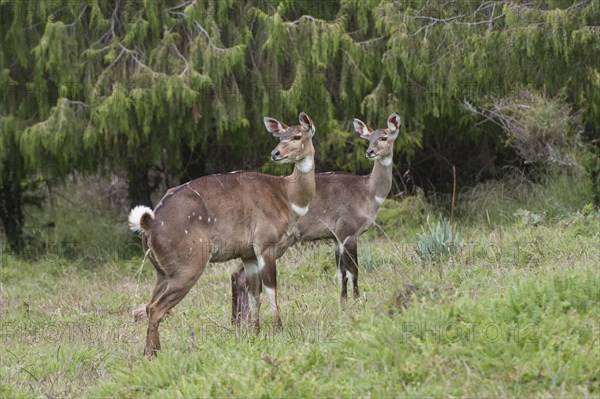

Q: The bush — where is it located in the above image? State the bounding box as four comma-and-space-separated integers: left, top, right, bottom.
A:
467, 90, 583, 168
376, 193, 428, 236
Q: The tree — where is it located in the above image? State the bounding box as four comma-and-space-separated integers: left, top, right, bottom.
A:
1, 0, 599, 253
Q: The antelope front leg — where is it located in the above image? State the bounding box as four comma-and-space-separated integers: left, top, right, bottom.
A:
231, 264, 251, 325
342, 235, 360, 299
259, 252, 283, 333
335, 240, 349, 300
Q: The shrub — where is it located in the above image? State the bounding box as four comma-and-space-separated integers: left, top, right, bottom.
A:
376, 193, 428, 235
466, 90, 583, 168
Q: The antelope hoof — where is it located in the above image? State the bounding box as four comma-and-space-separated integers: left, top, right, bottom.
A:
144, 346, 158, 361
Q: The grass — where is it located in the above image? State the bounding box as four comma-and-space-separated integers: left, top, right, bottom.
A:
1, 175, 599, 397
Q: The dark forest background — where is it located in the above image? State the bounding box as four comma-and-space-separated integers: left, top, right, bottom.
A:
1, 0, 599, 254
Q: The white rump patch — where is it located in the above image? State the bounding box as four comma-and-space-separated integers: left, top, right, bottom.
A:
297, 157, 314, 173
292, 203, 309, 216
379, 156, 393, 166
375, 196, 386, 205
128, 205, 154, 233
185, 230, 188, 234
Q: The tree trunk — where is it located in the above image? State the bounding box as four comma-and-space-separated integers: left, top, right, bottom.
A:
126, 162, 153, 208
0, 174, 24, 254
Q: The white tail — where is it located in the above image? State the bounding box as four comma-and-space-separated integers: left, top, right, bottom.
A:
131, 112, 317, 359
232, 113, 402, 322
128, 205, 154, 233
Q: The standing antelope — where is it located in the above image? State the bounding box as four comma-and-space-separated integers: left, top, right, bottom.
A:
231, 113, 401, 323
129, 113, 317, 359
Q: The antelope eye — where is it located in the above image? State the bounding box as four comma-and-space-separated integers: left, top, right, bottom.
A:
380, 136, 388, 141
293, 135, 302, 140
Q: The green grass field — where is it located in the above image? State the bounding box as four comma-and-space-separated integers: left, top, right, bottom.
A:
1, 177, 599, 397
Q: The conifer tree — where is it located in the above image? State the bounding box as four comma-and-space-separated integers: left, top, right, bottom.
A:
1, 0, 598, 252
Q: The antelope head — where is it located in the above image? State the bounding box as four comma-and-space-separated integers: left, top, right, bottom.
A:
353, 113, 401, 162
266, 112, 316, 167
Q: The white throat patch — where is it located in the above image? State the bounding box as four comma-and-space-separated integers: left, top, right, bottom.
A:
375, 196, 386, 205
297, 157, 314, 173
379, 156, 393, 167
292, 203, 309, 216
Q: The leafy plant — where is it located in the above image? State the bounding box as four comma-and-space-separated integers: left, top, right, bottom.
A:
514, 208, 543, 227
414, 217, 462, 262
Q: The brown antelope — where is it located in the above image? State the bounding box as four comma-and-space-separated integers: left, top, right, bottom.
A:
231, 113, 401, 323
129, 113, 317, 359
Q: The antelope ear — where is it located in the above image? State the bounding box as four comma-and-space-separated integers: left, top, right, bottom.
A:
299, 112, 315, 137
353, 118, 372, 139
264, 117, 288, 137
387, 113, 401, 138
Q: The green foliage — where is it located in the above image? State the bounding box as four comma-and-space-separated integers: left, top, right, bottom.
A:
415, 217, 461, 262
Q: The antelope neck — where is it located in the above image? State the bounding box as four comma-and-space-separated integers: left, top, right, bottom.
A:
368, 156, 393, 200
287, 155, 316, 209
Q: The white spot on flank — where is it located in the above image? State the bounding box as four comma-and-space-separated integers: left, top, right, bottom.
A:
379, 156, 393, 166
189, 247, 192, 252
192, 212, 195, 216
297, 157, 314, 173
187, 215, 190, 219
214, 217, 217, 222
199, 238, 203, 242
185, 230, 188, 234
199, 216, 202, 221
292, 203, 309, 216
375, 196, 386, 205
208, 217, 211, 223
161, 221, 164, 226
